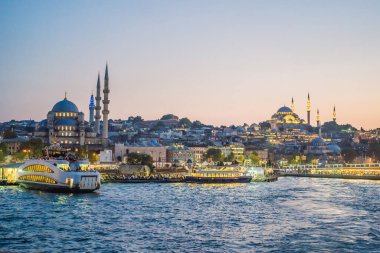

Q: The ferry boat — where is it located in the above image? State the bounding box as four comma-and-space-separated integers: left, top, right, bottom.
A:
185, 167, 252, 183
17, 159, 101, 193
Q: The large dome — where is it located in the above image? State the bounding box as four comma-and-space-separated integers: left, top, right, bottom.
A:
277, 106, 293, 113
52, 99, 79, 113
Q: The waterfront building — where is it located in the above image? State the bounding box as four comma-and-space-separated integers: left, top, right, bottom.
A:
167, 145, 206, 165
34, 95, 101, 147
34, 65, 110, 149
0, 137, 29, 155
100, 150, 113, 163
126, 144, 167, 164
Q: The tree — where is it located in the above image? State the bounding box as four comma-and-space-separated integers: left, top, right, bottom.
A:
341, 148, 357, 163
88, 152, 99, 163
205, 148, 223, 162
179, 118, 192, 128
226, 152, 235, 162
128, 116, 143, 124
19, 138, 44, 158
0, 152, 5, 163
160, 114, 178, 120
151, 121, 166, 131
259, 122, 271, 131
250, 152, 260, 165
127, 152, 154, 169
322, 121, 357, 133
368, 141, 380, 161
11, 151, 26, 162
2, 129, 17, 139
191, 120, 203, 129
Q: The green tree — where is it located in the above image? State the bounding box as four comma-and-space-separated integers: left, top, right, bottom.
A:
191, 120, 204, 129
288, 154, 299, 165
11, 151, 26, 162
160, 114, 178, 120
226, 152, 235, 162
88, 152, 99, 163
0, 152, 5, 163
19, 138, 44, 158
368, 141, 380, 161
205, 148, 223, 162
2, 129, 17, 139
259, 122, 271, 131
127, 152, 154, 169
250, 152, 260, 165
151, 121, 166, 131
341, 148, 357, 163
179, 118, 192, 128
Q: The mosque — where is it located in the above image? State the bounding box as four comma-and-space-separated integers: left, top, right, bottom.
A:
269, 93, 337, 132
269, 95, 310, 131
34, 65, 111, 149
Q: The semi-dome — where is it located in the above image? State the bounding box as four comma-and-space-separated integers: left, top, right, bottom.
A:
310, 137, 326, 145
52, 98, 79, 113
54, 118, 78, 126
327, 144, 341, 153
277, 106, 293, 113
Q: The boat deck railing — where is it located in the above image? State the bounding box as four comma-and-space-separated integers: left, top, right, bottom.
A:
281, 163, 380, 170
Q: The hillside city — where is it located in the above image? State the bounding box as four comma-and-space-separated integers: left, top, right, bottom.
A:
1, 107, 379, 169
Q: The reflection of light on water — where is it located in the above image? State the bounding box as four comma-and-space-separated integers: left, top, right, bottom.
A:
186, 183, 247, 188
55, 194, 73, 205
342, 179, 380, 185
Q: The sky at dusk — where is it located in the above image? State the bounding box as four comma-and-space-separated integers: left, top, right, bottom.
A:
1, 0, 379, 129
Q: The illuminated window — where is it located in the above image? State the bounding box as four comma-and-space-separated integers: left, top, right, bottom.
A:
23, 165, 54, 173
18, 175, 57, 184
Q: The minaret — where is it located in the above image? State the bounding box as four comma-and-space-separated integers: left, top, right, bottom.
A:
333, 105, 336, 122
89, 93, 95, 126
291, 97, 295, 112
307, 93, 311, 125
94, 74, 102, 134
102, 64, 110, 147
317, 109, 320, 128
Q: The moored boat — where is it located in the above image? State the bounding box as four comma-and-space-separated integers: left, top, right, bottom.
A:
17, 159, 100, 193
185, 167, 252, 183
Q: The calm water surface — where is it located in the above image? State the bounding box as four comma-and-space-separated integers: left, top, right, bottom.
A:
1, 177, 380, 252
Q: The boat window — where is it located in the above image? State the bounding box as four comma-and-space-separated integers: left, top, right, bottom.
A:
18, 175, 57, 184
23, 165, 54, 173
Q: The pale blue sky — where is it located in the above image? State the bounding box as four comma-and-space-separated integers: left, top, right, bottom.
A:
1, 0, 380, 128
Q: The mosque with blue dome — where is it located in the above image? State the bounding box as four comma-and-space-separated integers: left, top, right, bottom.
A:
34, 65, 110, 148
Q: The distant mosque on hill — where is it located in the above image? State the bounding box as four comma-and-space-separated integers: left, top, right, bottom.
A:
269, 93, 337, 131
34, 64, 111, 148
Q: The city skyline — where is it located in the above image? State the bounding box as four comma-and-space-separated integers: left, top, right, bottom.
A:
1, 1, 380, 129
